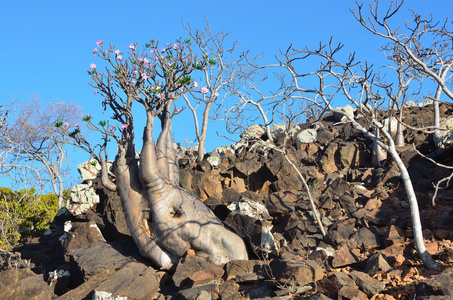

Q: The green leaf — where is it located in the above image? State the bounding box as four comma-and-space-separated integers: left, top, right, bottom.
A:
184, 38, 191, 44
208, 59, 216, 65
54, 121, 63, 128
98, 120, 107, 127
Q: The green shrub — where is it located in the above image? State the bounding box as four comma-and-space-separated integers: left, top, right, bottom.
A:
0, 187, 63, 250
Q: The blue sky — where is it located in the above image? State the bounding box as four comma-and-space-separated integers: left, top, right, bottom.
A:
1, 0, 452, 188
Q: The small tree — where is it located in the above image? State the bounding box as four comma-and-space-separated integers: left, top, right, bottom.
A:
263, 32, 438, 268
351, 0, 453, 148
0, 96, 81, 209
181, 21, 259, 160
65, 36, 248, 268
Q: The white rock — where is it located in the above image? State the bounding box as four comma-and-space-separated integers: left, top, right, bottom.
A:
403, 101, 417, 108
296, 128, 317, 144
207, 154, 221, 167
77, 159, 114, 182
240, 124, 265, 141
227, 198, 271, 221
332, 105, 354, 122
67, 182, 100, 216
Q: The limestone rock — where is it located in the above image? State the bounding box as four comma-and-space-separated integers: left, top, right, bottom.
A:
77, 159, 114, 182
296, 128, 317, 144
68, 181, 100, 216
332, 105, 354, 122
0, 269, 53, 300
240, 124, 265, 141
62, 221, 106, 256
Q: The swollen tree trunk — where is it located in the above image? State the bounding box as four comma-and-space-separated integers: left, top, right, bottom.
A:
117, 105, 248, 268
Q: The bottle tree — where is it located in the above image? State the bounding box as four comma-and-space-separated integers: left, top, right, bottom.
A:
66, 38, 248, 268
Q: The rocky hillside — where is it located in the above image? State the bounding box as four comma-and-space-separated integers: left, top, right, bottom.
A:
1, 103, 453, 299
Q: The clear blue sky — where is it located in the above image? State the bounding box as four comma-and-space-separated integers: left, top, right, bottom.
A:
1, 0, 451, 187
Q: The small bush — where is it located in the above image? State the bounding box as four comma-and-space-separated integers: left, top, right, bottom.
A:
0, 187, 63, 250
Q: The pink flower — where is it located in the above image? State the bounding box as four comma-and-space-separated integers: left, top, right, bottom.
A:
172, 44, 179, 49
121, 123, 128, 130
117, 55, 123, 61
200, 87, 209, 94
94, 90, 98, 95
133, 70, 138, 75
165, 43, 170, 47
64, 122, 70, 128
90, 63, 96, 69
141, 73, 151, 80
113, 50, 120, 55
215, 92, 219, 97
161, 48, 166, 53
127, 44, 135, 51
93, 48, 98, 55
156, 93, 165, 100
96, 40, 104, 46
192, 81, 199, 88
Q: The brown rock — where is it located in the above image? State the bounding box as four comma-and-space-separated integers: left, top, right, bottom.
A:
70, 240, 141, 281
224, 260, 269, 280
384, 224, 405, 247
94, 262, 159, 299
0, 269, 53, 300
63, 221, 106, 256
364, 252, 393, 276
270, 258, 324, 286
316, 272, 357, 299
331, 244, 359, 268
58, 267, 117, 300
338, 287, 368, 300
349, 270, 385, 297
173, 254, 224, 288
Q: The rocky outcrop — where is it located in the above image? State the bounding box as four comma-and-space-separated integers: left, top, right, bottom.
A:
2, 105, 453, 299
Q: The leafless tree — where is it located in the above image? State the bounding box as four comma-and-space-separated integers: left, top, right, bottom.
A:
0, 96, 81, 209
352, 0, 453, 147
181, 21, 259, 160
66, 35, 248, 268
260, 33, 438, 269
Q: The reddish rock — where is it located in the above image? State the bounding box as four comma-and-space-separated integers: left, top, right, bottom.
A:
172, 253, 224, 288
270, 258, 324, 286
331, 244, 359, 268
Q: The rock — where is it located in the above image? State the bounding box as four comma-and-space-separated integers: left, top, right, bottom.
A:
93, 262, 160, 300
416, 267, 453, 297
266, 192, 296, 218
317, 272, 357, 299
172, 252, 224, 288
68, 181, 100, 216
384, 224, 405, 246
364, 252, 393, 276
176, 283, 219, 300
58, 267, 116, 300
308, 293, 334, 300
224, 260, 269, 280
219, 280, 240, 299
351, 227, 380, 251
338, 287, 368, 300
62, 221, 106, 256
321, 143, 339, 174
234, 160, 262, 177
331, 244, 358, 268
213, 145, 235, 157
332, 105, 354, 122
0, 269, 53, 300
227, 198, 271, 221
296, 128, 317, 144
47, 267, 71, 296
240, 124, 265, 141
272, 173, 303, 191
270, 258, 324, 286
338, 195, 357, 214
206, 154, 221, 167
70, 240, 142, 282
269, 123, 288, 140
349, 270, 385, 297
77, 159, 114, 182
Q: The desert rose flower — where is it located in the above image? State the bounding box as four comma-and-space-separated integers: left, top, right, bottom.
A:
200, 87, 208, 94
90, 63, 96, 69
96, 40, 104, 46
